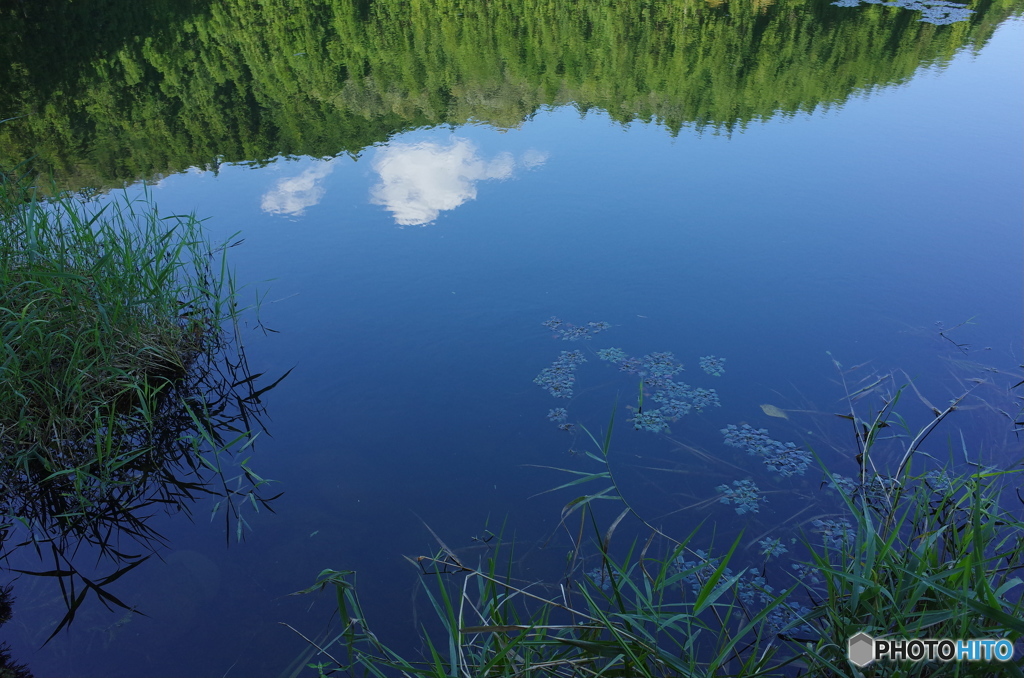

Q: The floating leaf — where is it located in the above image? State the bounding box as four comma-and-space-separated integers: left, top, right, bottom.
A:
760, 403, 788, 419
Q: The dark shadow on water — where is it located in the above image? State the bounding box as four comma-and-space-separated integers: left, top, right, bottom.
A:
0, 324, 288, 647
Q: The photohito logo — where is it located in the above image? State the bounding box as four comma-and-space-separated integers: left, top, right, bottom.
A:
848, 632, 1015, 667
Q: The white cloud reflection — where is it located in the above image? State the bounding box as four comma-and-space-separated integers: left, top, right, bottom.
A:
261, 161, 335, 216
370, 138, 548, 226
520, 148, 550, 169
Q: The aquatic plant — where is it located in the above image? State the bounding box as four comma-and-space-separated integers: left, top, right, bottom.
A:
758, 537, 789, 559
762, 441, 811, 477
688, 387, 721, 412
721, 423, 809, 475
824, 473, 859, 497
537, 325, 727, 435
596, 347, 627, 362
639, 351, 685, 387
651, 380, 692, 403
631, 408, 669, 433
541, 317, 611, 341
547, 407, 576, 431
721, 423, 775, 453
766, 602, 814, 637
811, 518, 855, 549
585, 566, 612, 591
737, 572, 775, 606
290, 391, 1024, 678
699, 355, 726, 376
716, 479, 765, 515
922, 468, 953, 492
532, 349, 586, 398
791, 562, 822, 585
657, 398, 693, 418
673, 549, 733, 596
617, 357, 642, 375
609, 350, 686, 384
547, 407, 568, 423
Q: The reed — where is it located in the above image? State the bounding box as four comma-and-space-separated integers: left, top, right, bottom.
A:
0, 170, 280, 640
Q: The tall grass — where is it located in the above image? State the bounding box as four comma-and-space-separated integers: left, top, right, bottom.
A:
0, 170, 281, 639
290, 368, 1024, 676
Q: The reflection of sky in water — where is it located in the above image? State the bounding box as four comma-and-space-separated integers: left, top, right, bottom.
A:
832, 0, 973, 25
370, 138, 548, 226
257, 140, 549, 223
260, 161, 334, 216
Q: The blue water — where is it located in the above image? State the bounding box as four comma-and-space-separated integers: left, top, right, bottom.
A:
7, 18, 1022, 678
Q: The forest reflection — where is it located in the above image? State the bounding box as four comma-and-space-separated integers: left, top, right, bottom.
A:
1, 0, 1015, 193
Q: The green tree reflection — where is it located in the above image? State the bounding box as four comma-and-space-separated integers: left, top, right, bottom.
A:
0, 0, 1019, 191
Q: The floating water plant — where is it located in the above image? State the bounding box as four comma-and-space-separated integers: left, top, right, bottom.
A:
687, 387, 720, 412
716, 479, 765, 514
596, 347, 627, 362
637, 351, 685, 386
758, 537, 789, 559
585, 566, 612, 591
762, 441, 811, 477
721, 423, 776, 454
607, 350, 686, 386
547, 407, 568, 423
737, 572, 775, 606
699, 355, 726, 376
631, 409, 669, 433
825, 473, 859, 497
721, 423, 809, 476
766, 602, 814, 637
536, 323, 726, 435
541, 317, 611, 341
811, 518, 855, 549
791, 562, 822, 585
533, 349, 586, 398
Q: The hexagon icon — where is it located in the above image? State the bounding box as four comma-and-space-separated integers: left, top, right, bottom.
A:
848, 632, 875, 668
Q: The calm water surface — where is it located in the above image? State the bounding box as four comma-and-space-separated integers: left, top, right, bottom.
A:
1, 1, 1022, 676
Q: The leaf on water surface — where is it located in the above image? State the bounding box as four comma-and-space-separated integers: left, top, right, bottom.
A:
760, 404, 788, 419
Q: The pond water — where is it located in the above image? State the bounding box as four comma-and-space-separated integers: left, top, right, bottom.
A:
1, 1, 1022, 676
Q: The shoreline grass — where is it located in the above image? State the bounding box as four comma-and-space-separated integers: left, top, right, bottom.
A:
0, 170, 280, 641
291, 370, 1024, 677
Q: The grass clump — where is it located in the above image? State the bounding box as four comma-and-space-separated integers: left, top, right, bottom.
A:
1, 189, 212, 449
0, 171, 279, 636
803, 465, 1024, 676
